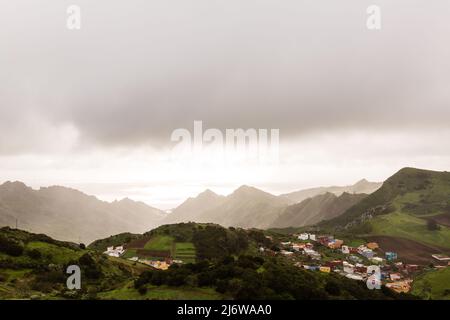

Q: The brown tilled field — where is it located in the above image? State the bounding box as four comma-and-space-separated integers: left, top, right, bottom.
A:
136, 249, 171, 258
429, 213, 450, 228
126, 236, 151, 249
366, 235, 450, 265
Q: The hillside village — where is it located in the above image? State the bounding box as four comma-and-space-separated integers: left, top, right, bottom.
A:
102, 228, 450, 295
258, 232, 450, 294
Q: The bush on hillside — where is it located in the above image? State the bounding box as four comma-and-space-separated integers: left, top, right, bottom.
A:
26, 248, 42, 260
0, 235, 24, 256
427, 219, 440, 231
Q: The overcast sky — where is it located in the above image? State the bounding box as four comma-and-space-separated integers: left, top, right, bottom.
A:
1, 0, 449, 209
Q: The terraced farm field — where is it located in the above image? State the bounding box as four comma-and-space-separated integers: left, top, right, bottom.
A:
144, 235, 174, 251
175, 242, 196, 263
125, 235, 196, 263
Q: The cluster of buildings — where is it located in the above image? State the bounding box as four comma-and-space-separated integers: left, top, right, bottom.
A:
128, 257, 184, 270
271, 232, 421, 293
103, 245, 178, 270
134, 258, 171, 270
104, 246, 125, 257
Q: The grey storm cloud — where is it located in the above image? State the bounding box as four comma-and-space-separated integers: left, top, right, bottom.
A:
1, 0, 450, 154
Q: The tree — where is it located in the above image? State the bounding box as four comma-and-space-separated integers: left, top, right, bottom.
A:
27, 249, 42, 260
325, 280, 341, 296
427, 219, 440, 231
0, 235, 24, 256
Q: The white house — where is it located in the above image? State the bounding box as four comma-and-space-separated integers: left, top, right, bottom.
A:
281, 250, 294, 256
309, 234, 316, 241
357, 245, 368, 254
303, 248, 321, 260
298, 233, 309, 241
343, 261, 354, 274
341, 245, 350, 254
104, 245, 125, 257
371, 257, 384, 264
346, 274, 363, 281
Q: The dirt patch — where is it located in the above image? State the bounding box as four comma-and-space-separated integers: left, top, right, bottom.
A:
136, 249, 171, 258
126, 236, 151, 249
429, 213, 450, 228
366, 235, 450, 265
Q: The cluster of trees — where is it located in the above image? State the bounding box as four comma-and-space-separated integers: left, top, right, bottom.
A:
143, 223, 258, 261
192, 226, 249, 260
134, 255, 411, 300
0, 234, 24, 256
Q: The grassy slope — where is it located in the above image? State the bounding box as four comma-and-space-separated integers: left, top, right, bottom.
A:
0, 227, 154, 299
88, 233, 140, 252
98, 281, 222, 300
412, 268, 450, 300
144, 235, 174, 251
322, 168, 450, 249
370, 212, 450, 249
174, 242, 196, 263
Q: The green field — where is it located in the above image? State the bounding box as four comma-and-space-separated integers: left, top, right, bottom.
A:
27, 241, 85, 264
370, 211, 450, 249
144, 235, 174, 251
121, 249, 137, 259
412, 268, 450, 300
125, 235, 196, 263
98, 281, 222, 300
174, 242, 196, 263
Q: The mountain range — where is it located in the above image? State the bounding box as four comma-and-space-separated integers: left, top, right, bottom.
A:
163, 180, 380, 229
164, 186, 290, 229
0, 178, 382, 243
0, 181, 165, 244
281, 179, 382, 203
270, 192, 368, 228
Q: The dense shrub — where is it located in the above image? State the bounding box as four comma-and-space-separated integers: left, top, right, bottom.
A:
0, 235, 24, 256
78, 253, 103, 279
138, 286, 147, 295
325, 280, 341, 296
26, 249, 42, 260
427, 219, 440, 231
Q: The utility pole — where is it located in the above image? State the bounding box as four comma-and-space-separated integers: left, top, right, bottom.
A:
15, 218, 18, 229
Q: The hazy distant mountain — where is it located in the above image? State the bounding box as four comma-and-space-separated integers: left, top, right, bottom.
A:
0, 181, 165, 244
167, 185, 290, 229
271, 192, 368, 228
163, 189, 226, 224
281, 179, 382, 204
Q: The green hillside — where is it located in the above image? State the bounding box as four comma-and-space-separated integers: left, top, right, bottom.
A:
0, 224, 418, 300
322, 168, 450, 249
94, 222, 271, 262
88, 232, 141, 252
412, 268, 450, 300
0, 227, 151, 299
